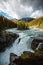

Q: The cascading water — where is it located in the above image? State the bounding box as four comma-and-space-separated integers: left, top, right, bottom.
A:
36, 43, 43, 50
0, 28, 43, 65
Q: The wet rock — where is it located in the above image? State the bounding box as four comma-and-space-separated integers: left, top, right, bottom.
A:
36, 43, 43, 50
10, 53, 19, 62
9, 51, 43, 65
9, 53, 19, 65
31, 39, 43, 50
0, 31, 19, 52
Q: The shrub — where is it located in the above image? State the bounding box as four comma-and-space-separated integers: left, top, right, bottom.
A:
17, 21, 29, 30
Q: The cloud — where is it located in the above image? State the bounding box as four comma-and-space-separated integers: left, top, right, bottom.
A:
20, 0, 43, 10
0, 0, 19, 19
0, 0, 43, 19
31, 10, 43, 18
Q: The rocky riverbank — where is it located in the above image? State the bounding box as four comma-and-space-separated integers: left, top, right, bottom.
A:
9, 51, 43, 65
0, 31, 19, 52
31, 38, 43, 50
9, 37, 43, 65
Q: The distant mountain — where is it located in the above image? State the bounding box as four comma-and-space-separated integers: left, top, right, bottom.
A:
29, 16, 43, 29
0, 10, 12, 19
19, 17, 34, 22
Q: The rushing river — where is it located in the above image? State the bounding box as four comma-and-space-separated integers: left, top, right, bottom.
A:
0, 28, 43, 65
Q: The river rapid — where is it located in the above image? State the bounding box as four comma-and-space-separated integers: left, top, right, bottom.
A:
0, 28, 43, 65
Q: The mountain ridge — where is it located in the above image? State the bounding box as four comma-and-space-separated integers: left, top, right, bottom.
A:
0, 16, 17, 30
18, 17, 34, 22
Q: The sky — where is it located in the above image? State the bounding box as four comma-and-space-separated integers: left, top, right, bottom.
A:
0, 0, 43, 19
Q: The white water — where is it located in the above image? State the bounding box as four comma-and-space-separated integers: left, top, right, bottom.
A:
36, 43, 43, 50
0, 28, 43, 65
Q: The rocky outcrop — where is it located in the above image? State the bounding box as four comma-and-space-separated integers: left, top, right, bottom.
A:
36, 43, 43, 50
9, 51, 43, 65
31, 38, 43, 50
0, 31, 19, 52
9, 53, 19, 65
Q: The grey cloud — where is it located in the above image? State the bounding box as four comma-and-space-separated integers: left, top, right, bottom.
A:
20, 0, 43, 10
0, 0, 43, 19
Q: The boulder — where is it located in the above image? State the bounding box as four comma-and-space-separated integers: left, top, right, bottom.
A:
0, 31, 19, 52
31, 38, 43, 50
9, 53, 19, 65
9, 51, 43, 65
36, 43, 43, 50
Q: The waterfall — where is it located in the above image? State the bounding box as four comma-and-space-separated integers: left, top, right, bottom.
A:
0, 34, 34, 65
0, 28, 43, 65
36, 43, 43, 50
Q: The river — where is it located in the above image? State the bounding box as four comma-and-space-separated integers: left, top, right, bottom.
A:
0, 28, 43, 65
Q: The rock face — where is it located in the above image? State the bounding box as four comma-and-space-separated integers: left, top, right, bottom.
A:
36, 43, 43, 50
9, 53, 19, 65
0, 31, 19, 52
31, 39, 43, 50
9, 51, 43, 65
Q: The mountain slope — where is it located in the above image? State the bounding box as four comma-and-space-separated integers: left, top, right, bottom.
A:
0, 16, 17, 30
29, 16, 43, 29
